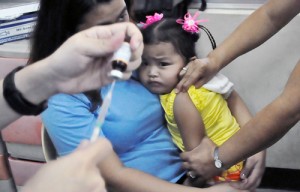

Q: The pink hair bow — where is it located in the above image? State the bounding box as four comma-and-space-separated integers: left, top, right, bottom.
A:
176, 11, 208, 33
140, 13, 163, 29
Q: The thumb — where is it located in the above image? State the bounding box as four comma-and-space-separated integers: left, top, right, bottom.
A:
229, 161, 250, 190
240, 160, 253, 180
180, 150, 191, 161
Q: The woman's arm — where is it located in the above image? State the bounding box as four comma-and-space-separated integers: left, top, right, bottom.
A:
220, 59, 300, 168
0, 60, 55, 129
226, 90, 266, 191
208, 0, 300, 71
99, 146, 241, 192
176, 0, 300, 91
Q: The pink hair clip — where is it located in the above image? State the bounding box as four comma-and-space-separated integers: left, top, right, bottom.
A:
140, 13, 163, 29
176, 11, 208, 33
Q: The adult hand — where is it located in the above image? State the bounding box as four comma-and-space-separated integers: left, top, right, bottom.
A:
180, 137, 221, 180
205, 182, 245, 192
230, 151, 266, 191
22, 138, 112, 192
176, 57, 218, 93
181, 137, 266, 191
45, 22, 143, 94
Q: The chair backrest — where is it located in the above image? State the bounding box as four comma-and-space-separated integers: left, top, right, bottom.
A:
41, 125, 57, 162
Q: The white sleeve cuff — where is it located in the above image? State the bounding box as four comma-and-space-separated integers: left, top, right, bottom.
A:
203, 73, 234, 99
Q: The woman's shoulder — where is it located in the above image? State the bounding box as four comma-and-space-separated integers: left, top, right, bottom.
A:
47, 92, 94, 108
42, 92, 97, 124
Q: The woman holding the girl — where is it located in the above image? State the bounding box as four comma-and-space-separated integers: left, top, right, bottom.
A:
37, 0, 264, 191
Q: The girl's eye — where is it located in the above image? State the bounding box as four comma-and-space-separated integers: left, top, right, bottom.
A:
160, 62, 170, 67
141, 60, 148, 66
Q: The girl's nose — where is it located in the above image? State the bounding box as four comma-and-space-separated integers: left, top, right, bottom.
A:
149, 73, 158, 79
148, 66, 158, 78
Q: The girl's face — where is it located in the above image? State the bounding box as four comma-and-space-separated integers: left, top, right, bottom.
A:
78, 0, 129, 30
139, 42, 185, 95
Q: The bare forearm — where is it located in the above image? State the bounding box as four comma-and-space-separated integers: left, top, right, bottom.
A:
108, 168, 240, 192
102, 150, 203, 192
108, 169, 198, 192
220, 97, 298, 167
220, 60, 300, 167
208, 0, 300, 70
103, 154, 201, 192
0, 58, 58, 129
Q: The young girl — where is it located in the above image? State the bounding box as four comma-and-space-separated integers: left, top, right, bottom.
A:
139, 12, 250, 186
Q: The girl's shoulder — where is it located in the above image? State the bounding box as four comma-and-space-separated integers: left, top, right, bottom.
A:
187, 86, 224, 111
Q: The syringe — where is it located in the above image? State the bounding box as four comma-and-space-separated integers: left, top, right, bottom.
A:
90, 42, 131, 141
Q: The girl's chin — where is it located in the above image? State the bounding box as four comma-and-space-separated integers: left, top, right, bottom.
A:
148, 87, 166, 95
145, 84, 171, 95
152, 90, 170, 95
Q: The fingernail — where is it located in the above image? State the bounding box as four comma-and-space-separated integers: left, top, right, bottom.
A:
241, 173, 247, 179
174, 88, 179, 94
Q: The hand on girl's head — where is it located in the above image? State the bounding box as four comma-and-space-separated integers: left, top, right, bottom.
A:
176, 58, 215, 93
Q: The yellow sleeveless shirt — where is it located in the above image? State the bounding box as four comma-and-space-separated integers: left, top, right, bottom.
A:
160, 86, 240, 151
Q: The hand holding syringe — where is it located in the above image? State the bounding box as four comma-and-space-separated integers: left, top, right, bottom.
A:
90, 42, 131, 142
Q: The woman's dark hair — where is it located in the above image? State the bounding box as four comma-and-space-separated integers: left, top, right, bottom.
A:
29, 0, 111, 63
29, 0, 112, 111
141, 17, 215, 64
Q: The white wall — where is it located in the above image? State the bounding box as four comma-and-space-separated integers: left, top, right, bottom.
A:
190, 0, 268, 10
193, 8, 300, 169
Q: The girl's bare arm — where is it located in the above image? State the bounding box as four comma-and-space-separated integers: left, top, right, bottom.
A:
174, 92, 205, 151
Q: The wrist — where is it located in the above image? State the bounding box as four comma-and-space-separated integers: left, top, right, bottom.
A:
207, 52, 222, 73
207, 45, 233, 73
4, 66, 48, 115
213, 146, 228, 170
213, 146, 222, 169
16, 59, 59, 104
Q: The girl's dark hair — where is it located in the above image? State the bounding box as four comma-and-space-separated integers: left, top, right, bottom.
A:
29, 0, 111, 111
141, 18, 215, 64
199, 0, 207, 11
